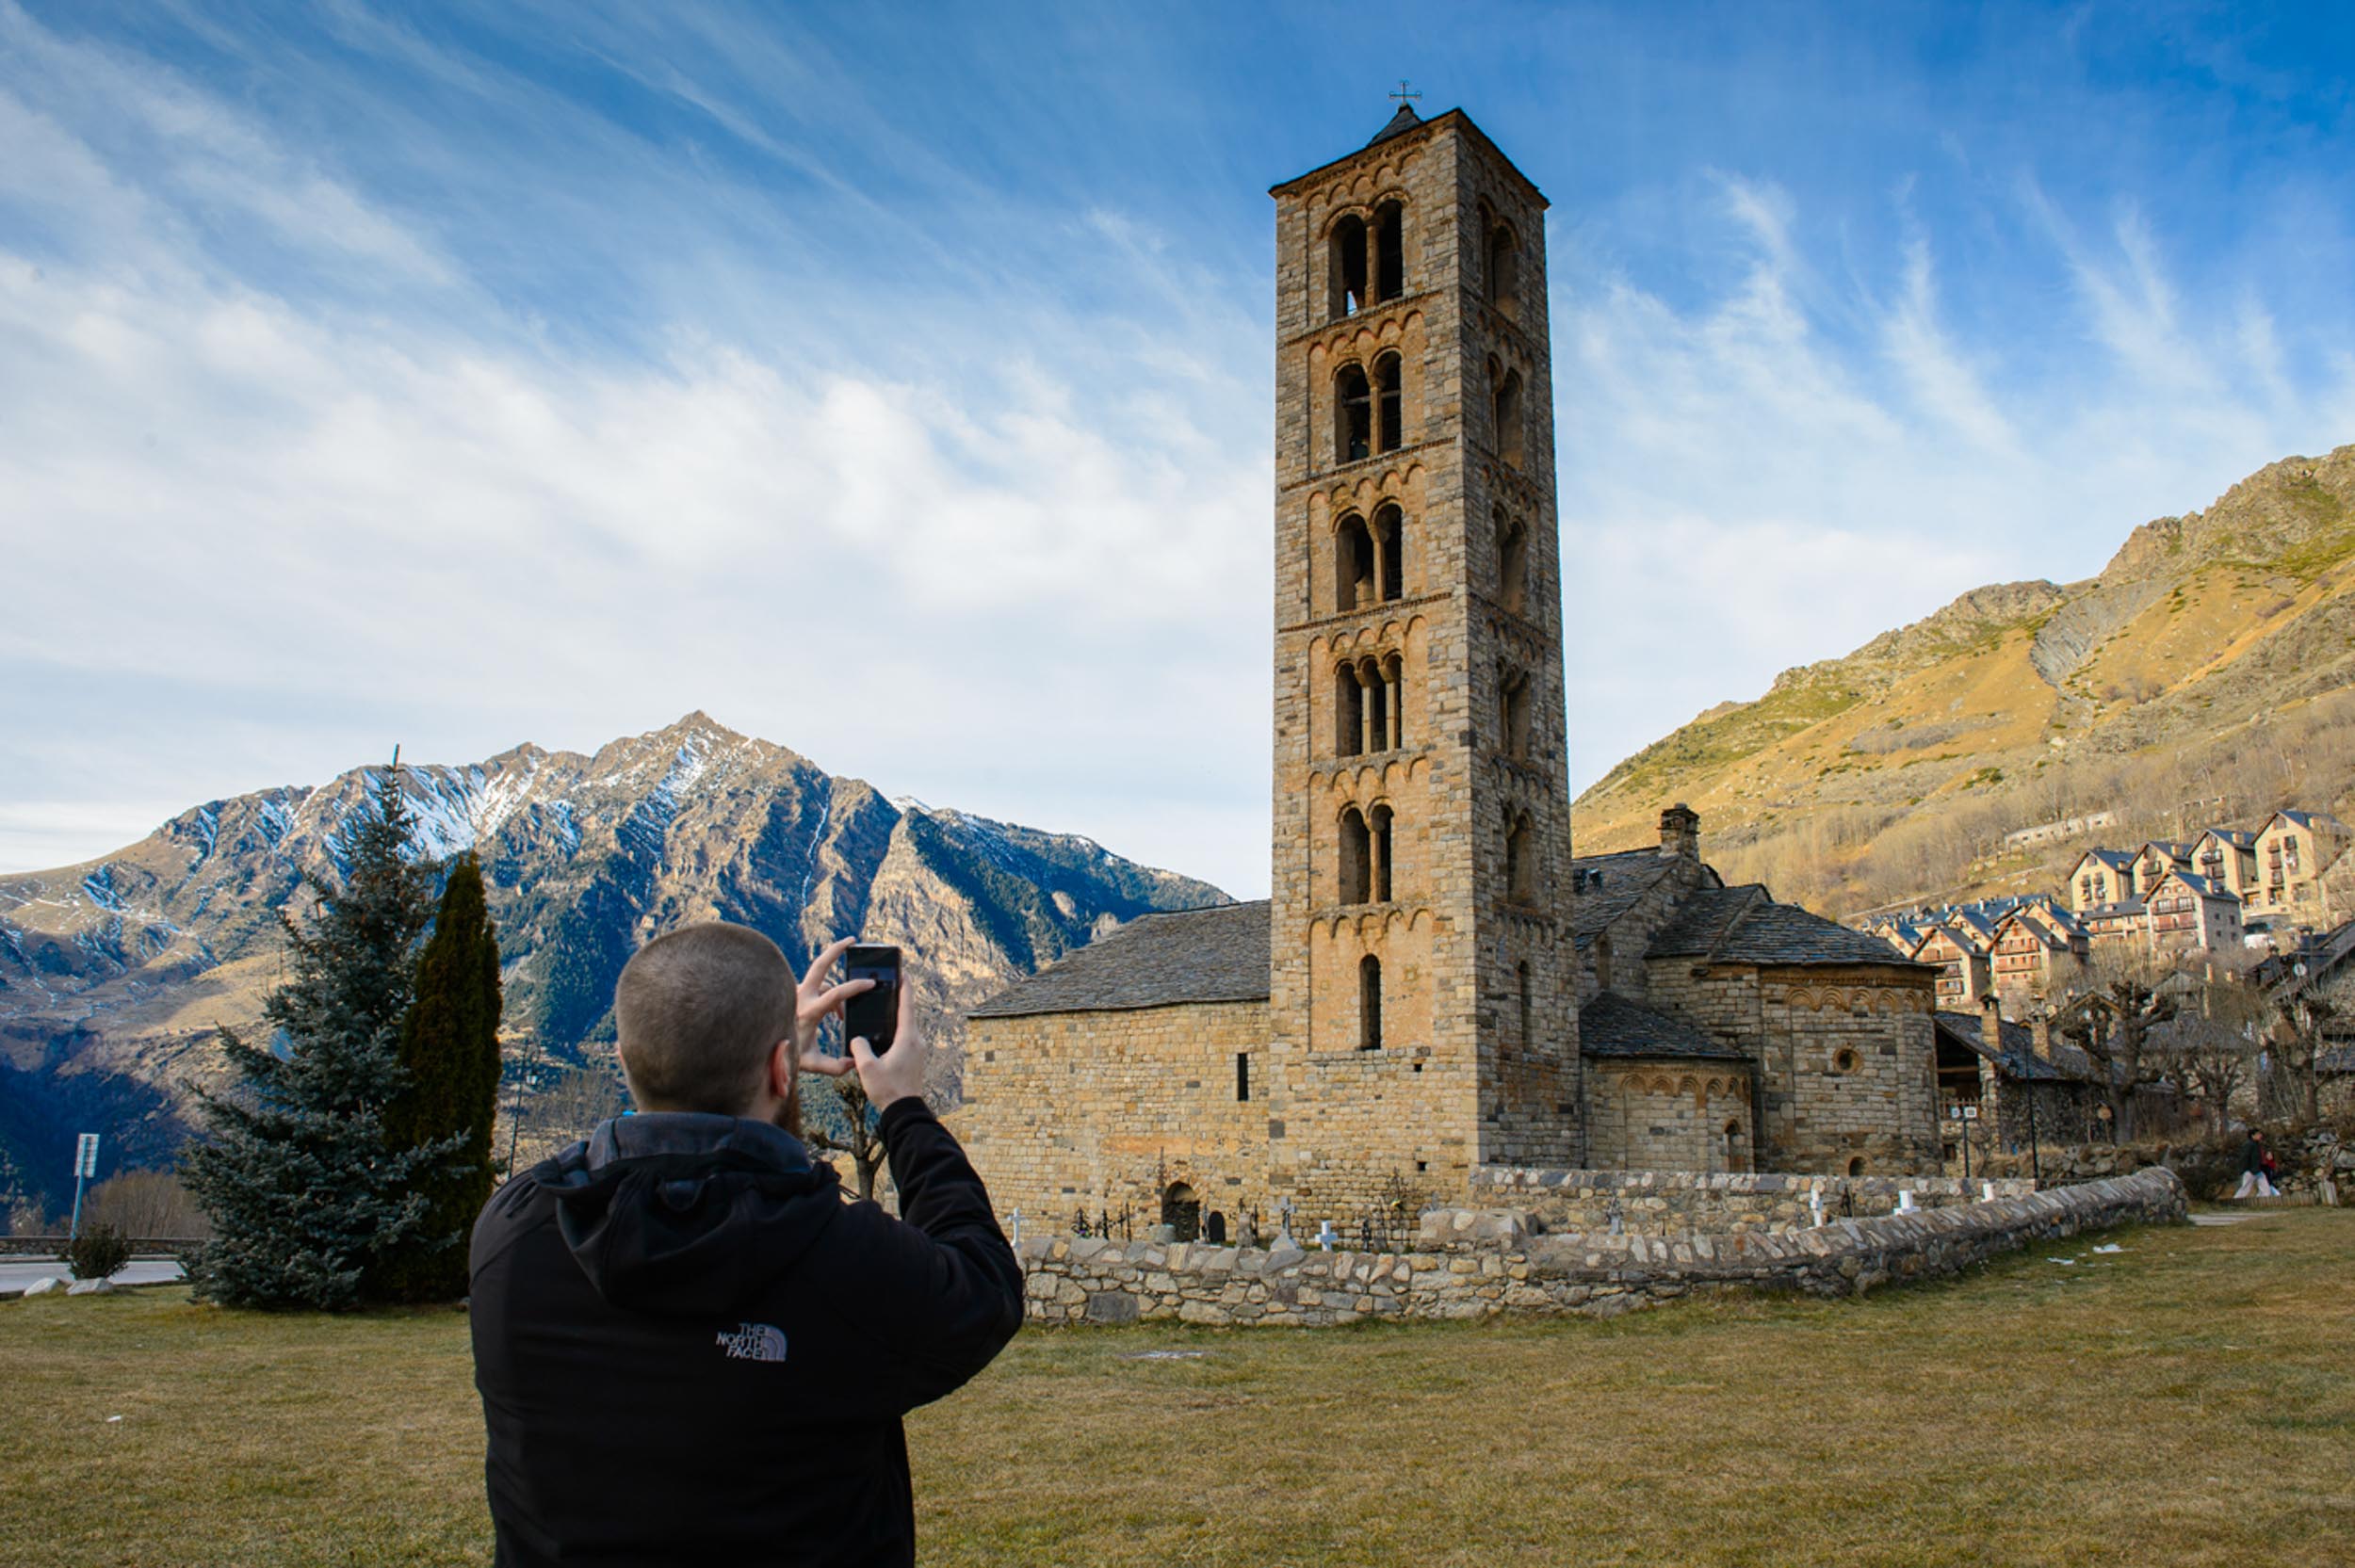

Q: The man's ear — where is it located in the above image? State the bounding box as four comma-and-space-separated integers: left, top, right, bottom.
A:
768, 1038, 796, 1102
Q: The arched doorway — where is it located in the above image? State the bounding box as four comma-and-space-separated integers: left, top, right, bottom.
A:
1161, 1182, 1201, 1242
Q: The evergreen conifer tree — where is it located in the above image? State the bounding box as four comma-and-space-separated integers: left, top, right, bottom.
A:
184, 767, 447, 1310
375, 851, 505, 1301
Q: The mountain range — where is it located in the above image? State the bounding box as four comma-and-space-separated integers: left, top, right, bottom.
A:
1572, 443, 2355, 914
0, 713, 1225, 1214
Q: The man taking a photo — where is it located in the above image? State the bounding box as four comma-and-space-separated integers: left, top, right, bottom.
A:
469, 924, 1023, 1566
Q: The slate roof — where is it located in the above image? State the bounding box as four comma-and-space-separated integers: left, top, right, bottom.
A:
1580, 992, 1751, 1063
1567, 847, 1684, 944
2157, 868, 2241, 904
967, 901, 1271, 1018
1931, 1011, 2102, 1084
1368, 103, 1424, 145
1648, 885, 1931, 969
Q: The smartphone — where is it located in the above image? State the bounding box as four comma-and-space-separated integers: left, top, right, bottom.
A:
842, 944, 901, 1055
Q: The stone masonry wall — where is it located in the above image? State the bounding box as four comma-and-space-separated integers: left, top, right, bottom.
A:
1467, 1166, 2036, 1237
961, 1000, 1272, 1232
1015, 1168, 2184, 1327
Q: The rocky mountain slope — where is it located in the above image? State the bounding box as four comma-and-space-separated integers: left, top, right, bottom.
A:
0, 713, 1226, 1212
1573, 445, 2355, 913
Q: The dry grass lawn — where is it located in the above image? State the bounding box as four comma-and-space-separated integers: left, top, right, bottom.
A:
3, 1208, 2349, 1566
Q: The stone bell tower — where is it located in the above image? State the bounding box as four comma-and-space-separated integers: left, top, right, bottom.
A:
1262, 104, 1582, 1210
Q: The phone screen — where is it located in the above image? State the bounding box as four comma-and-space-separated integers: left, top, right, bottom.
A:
842, 944, 901, 1054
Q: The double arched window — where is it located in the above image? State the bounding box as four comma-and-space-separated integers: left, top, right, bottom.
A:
1330, 201, 1406, 320
1485, 212, 1519, 320
1334, 358, 1407, 464
1334, 505, 1406, 612
1336, 654, 1405, 755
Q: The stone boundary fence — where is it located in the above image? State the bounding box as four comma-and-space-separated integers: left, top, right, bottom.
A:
1016, 1168, 2186, 1328
1470, 1167, 2038, 1237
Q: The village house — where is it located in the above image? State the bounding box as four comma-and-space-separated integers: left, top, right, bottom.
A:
958, 106, 1944, 1240
2191, 827, 2259, 901
2250, 810, 2351, 920
2130, 840, 2196, 899
1911, 923, 1992, 1009
1989, 905, 2087, 1009
2067, 849, 2136, 913
2146, 867, 2245, 960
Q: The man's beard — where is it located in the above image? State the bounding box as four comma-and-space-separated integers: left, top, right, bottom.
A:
774, 1078, 803, 1139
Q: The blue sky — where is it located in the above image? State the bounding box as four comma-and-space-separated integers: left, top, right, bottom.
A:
5, 2, 2354, 897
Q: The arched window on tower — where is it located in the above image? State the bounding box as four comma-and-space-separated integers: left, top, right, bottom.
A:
1486, 219, 1519, 320
1375, 353, 1404, 453
1375, 504, 1405, 601
1494, 366, 1525, 468
1374, 201, 1405, 302
1502, 669, 1532, 759
1331, 215, 1368, 318
1381, 651, 1405, 747
1359, 954, 1384, 1050
1335, 664, 1364, 755
1352, 658, 1388, 752
1504, 813, 1535, 903
1337, 364, 1372, 463
1335, 513, 1373, 611
1371, 803, 1394, 902
1340, 806, 1372, 904
1496, 513, 1528, 615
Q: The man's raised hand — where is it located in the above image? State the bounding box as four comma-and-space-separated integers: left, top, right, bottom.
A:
849, 971, 927, 1111
794, 935, 869, 1080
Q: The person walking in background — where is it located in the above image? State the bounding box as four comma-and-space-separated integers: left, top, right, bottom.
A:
468, 924, 1023, 1567
2233, 1128, 2279, 1200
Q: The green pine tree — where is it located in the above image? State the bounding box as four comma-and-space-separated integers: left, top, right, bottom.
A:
375, 852, 505, 1302
183, 766, 449, 1310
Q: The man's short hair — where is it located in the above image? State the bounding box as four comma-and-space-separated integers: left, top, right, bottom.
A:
614, 923, 796, 1114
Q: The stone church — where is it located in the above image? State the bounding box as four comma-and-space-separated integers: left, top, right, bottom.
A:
960, 105, 1941, 1235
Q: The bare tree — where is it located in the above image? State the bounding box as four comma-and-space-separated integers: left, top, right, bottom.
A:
87, 1170, 209, 1238
803, 1073, 886, 1202
2269, 982, 2340, 1127
2053, 946, 2182, 1141
2154, 974, 2266, 1134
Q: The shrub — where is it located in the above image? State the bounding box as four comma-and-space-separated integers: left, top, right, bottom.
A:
67, 1221, 133, 1283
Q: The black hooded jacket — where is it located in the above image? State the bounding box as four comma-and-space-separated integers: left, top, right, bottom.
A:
469, 1099, 1022, 1567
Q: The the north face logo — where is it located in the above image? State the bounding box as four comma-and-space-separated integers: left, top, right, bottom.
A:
715, 1322, 788, 1363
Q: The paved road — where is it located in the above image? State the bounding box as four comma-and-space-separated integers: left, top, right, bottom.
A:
0, 1258, 185, 1291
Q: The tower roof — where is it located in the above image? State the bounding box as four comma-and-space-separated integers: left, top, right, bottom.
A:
1367, 102, 1422, 146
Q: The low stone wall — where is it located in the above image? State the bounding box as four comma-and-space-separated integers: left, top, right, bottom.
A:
0, 1236, 203, 1261
1469, 1167, 2037, 1237
1016, 1168, 2184, 1328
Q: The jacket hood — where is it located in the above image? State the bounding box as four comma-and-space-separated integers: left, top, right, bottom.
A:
545, 1113, 841, 1317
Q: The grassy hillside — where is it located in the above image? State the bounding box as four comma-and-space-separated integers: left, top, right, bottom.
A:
1574, 445, 2355, 914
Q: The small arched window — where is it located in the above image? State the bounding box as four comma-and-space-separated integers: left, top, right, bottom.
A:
1502, 669, 1532, 759
1331, 216, 1368, 318
1375, 505, 1405, 602
1359, 954, 1384, 1050
1371, 803, 1394, 902
1335, 513, 1373, 611
1374, 201, 1405, 302
1495, 366, 1525, 468
1723, 1120, 1744, 1173
1505, 813, 1535, 903
1496, 513, 1527, 614
1375, 353, 1404, 453
1341, 806, 1372, 904
1335, 664, 1364, 755
1516, 961, 1532, 1049
1486, 219, 1519, 320
1847, 1156, 1866, 1177
1337, 364, 1372, 463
